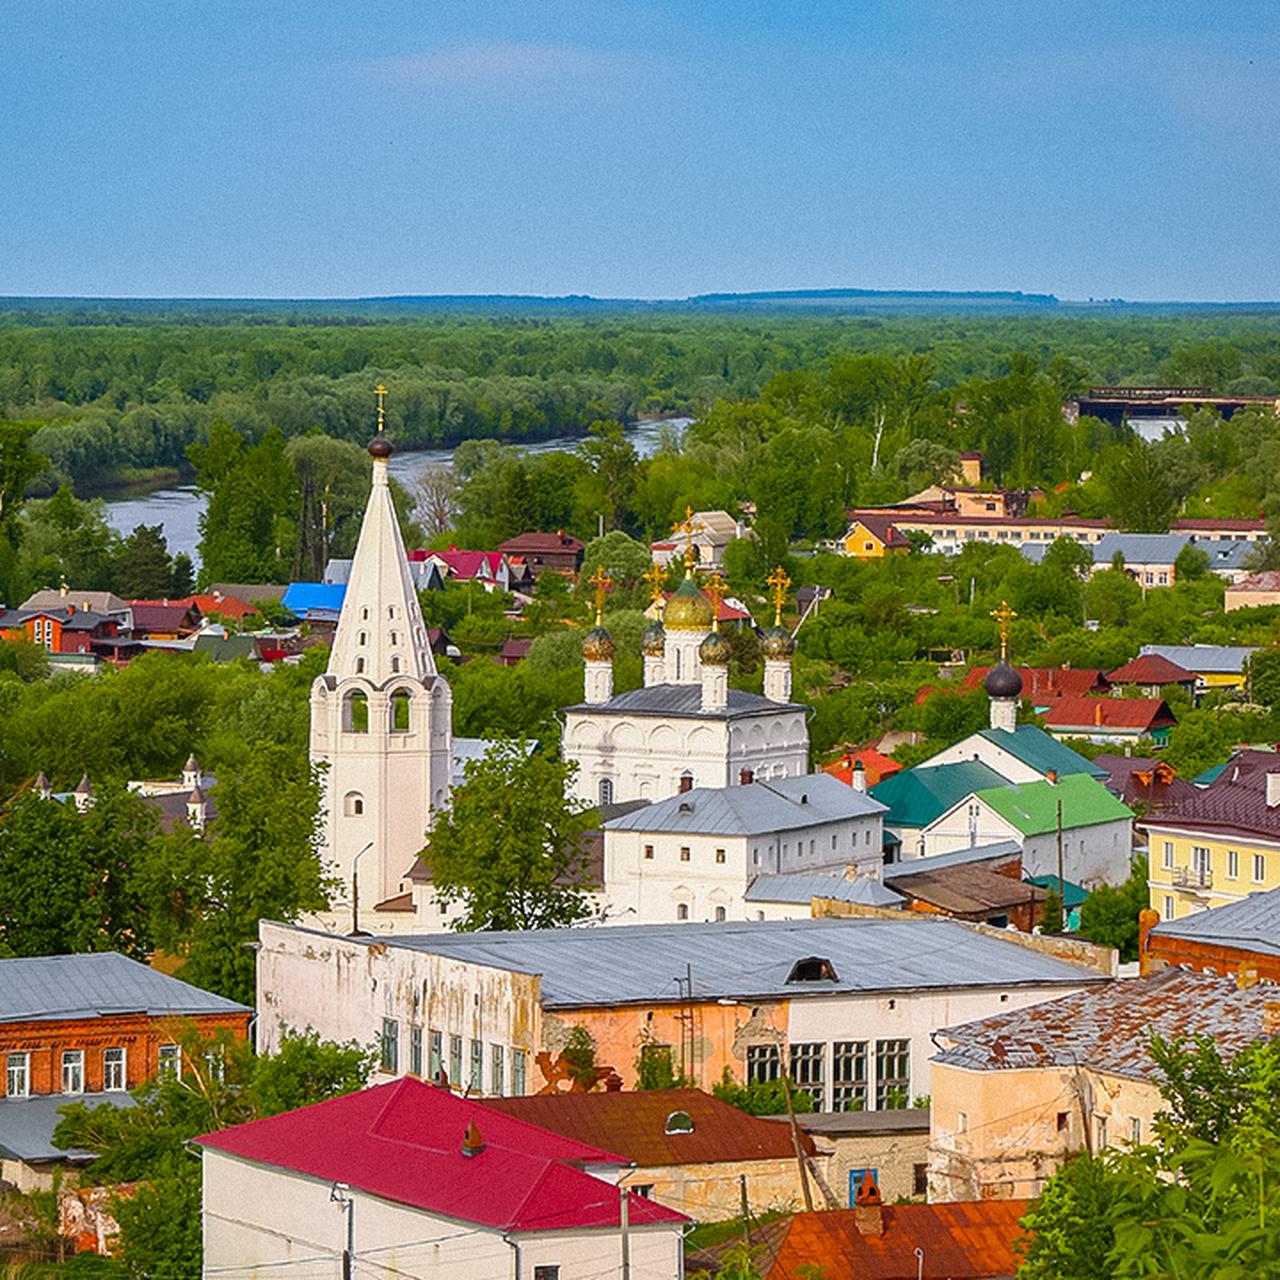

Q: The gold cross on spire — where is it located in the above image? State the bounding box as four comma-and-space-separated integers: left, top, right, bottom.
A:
766, 565, 792, 628
588, 565, 612, 626
642, 561, 666, 608
704, 572, 727, 632
672, 505, 698, 577
991, 599, 1017, 662
375, 384, 387, 432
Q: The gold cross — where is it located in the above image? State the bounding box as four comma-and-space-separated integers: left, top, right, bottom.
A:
671, 505, 698, 577
704, 572, 727, 632
990, 599, 1017, 661
375, 384, 387, 432
642, 562, 666, 608
766, 566, 792, 627
588, 565, 612, 625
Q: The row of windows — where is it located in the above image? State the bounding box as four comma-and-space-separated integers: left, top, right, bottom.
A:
643, 843, 729, 864
746, 1038, 912, 1112
675, 903, 729, 922
380, 1019, 528, 1095
4, 1044, 183, 1098
342, 689, 413, 733
1160, 840, 1267, 883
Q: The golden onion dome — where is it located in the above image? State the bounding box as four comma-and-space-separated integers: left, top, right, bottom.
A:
699, 630, 732, 666
663, 577, 715, 631
582, 625, 616, 662
761, 625, 795, 659
641, 620, 666, 655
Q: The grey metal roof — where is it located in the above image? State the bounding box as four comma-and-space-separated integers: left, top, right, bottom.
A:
381, 917, 1107, 1008
884, 841, 1022, 878
744, 873, 904, 908
1150, 886, 1280, 959
1140, 644, 1258, 675
789, 1108, 931, 1137
603, 773, 885, 836
0, 1093, 135, 1163
0, 952, 250, 1024
564, 684, 806, 721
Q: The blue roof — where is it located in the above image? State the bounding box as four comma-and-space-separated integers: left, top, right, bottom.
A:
871, 761, 1006, 830
281, 582, 347, 615
978, 725, 1107, 779
0, 1093, 135, 1163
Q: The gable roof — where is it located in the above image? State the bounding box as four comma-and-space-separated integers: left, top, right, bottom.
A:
486, 1087, 815, 1167
197, 1078, 684, 1232
871, 761, 1006, 829
934, 968, 1271, 1078
848, 514, 910, 549
602, 773, 885, 837
974, 724, 1107, 778
973, 774, 1133, 836
177, 592, 258, 620
497, 531, 585, 555
20, 589, 127, 615
1141, 749, 1280, 843
1107, 653, 1196, 685
885, 863, 1043, 916
1039, 696, 1178, 733
1139, 644, 1258, 675
746, 1199, 1032, 1280
128, 602, 201, 631
744, 873, 904, 908
425, 548, 504, 579
822, 748, 902, 787
963, 666, 1109, 700
1150, 884, 1280, 959
1092, 754, 1199, 810
280, 582, 346, 615
0, 952, 249, 1023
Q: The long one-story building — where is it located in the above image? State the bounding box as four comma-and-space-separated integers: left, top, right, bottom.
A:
257, 917, 1112, 1116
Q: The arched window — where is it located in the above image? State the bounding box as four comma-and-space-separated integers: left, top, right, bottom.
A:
388, 605, 396, 619
714, 906, 727, 922
343, 690, 369, 733
390, 631, 399, 646
664, 1110, 694, 1134
361, 607, 369, 621
676, 903, 689, 921
598, 778, 614, 806
390, 656, 401, 674
358, 631, 367, 646
390, 689, 411, 734
355, 657, 365, 674
343, 792, 365, 816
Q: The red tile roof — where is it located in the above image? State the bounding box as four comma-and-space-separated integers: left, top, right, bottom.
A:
963, 666, 1109, 699
749, 1199, 1032, 1279
196, 1078, 686, 1232
175, 592, 257, 620
1040, 696, 1177, 732
1106, 654, 1196, 685
822, 749, 902, 788
486, 1088, 815, 1167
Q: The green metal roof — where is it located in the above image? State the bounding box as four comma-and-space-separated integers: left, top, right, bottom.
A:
1194, 761, 1228, 786
974, 774, 1133, 836
978, 725, 1106, 779
871, 760, 1006, 829
1026, 875, 1090, 909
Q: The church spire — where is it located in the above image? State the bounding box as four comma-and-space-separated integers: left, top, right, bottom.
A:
327, 388, 437, 684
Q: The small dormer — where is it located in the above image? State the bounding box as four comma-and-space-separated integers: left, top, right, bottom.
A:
786, 956, 839, 983
664, 1109, 694, 1135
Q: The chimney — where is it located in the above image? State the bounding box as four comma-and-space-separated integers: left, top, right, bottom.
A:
604, 1071, 624, 1092
740, 768, 754, 785
1264, 1001, 1280, 1036
1046, 769, 1058, 785
679, 774, 694, 794
1267, 773, 1280, 808
853, 1172, 884, 1238
461, 1120, 486, 1158
1137, 908, 1160, 974
1094, 703, 1103, 726
851, 760, 867, 793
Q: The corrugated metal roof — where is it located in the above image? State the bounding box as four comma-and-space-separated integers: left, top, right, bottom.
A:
974, 774, 1133, 835
1140, 643, 1258, 675
1150, 884, 1280, 959
0, 1094, 135, 1163
788, 1108, 930, 1136
871, 761, 1006, 829
564, 684, 805, 720
0, 953, 250, 1023
976, 724, 1107, 778
603, 773, 885, 836
885, 841, 1021, 877
744, 873, 904, 907
383, 917, 1106, 1008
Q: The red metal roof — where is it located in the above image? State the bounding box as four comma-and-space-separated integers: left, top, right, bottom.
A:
1040, 695, 1177, 732
424, 548, 505, 580
822, 749, 902, 788
752, 1199, 1032, 1279
1106, 654, 1195, 685
196, 1078, 686, 1232
963, 666, 1109, 699
486, 1088, 815, 1167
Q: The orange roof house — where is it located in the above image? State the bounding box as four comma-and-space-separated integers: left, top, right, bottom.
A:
823, 748, 902, 788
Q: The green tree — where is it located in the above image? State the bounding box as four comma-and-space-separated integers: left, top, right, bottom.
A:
112, 523, 180, 598
1099, 442, 1179, 533
1016, 1152, 1121, 1280
713, 1068, 815, 1117
1077, 856, 1148, 962
421, 739, 597, 930
1246, 646, 1280, 708
1040, 888, 1064, 935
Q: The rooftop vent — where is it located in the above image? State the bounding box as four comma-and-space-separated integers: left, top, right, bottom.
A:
664, 1110, 694, 1135
786, 956, 839, 984
461, 1120, 486, 1158
678, 801, 693, 814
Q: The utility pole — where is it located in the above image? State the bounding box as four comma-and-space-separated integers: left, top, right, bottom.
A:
620, 1183, 630, 1280
1056, 797, 1064, 903
777, 1044, 814, 1213
350, 841, 373, 936
739, 1173, 752, 1246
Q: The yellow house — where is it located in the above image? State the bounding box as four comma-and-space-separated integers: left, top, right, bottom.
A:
841, 514, 911, 559
1142, 750, 1280, 921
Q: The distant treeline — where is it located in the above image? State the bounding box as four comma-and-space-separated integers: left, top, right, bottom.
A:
4, 309, 1280, 491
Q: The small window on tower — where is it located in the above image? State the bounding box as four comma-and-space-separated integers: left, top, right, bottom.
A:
358, 631, 367, 646
391, 656, 401, 673
344, 792, 364, 816
361, 607, 369, 621
388, 605, 396, 619
390, 689, 411, 733
344, 690, 369, 733
390, 631, 399, 646
355, 657, 365, 674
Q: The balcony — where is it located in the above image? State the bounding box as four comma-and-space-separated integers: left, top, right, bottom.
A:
1171, 866, 1213, 889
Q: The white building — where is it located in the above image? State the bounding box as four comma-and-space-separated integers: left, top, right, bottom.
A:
562, 573, 809, 806
600, 772, 887, 925
197, 1077, 686, 1280
920, 724, 1111, 787
308, 417, 453, 912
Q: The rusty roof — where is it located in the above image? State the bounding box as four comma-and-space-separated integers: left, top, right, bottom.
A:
934, 969, 1275, 1078
885, 863, 1043, 916
724, 1198, 1032, 1279
1106, 653, 1196, 685
485, 1087, 816, 1166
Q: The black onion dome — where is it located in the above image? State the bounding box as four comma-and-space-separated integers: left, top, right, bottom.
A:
984, 660, 1023, 699
641, 620, 666, 655
368, 433, 394, 459
761, 625, 795, 658
699, 630, 732, 666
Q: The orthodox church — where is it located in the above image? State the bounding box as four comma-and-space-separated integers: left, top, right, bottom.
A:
309, 391, 453, 913
561, 563, 811, 806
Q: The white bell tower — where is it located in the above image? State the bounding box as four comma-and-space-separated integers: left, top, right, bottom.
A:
309, 387, 453, 908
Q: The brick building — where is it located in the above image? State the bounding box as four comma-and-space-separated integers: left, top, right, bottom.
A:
0, 952, 250, 1189
1141, 887, 1280, 981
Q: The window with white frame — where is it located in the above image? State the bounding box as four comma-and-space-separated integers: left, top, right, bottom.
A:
1162, 840, 1174, 869
747, 1043, 780, 1084
875, 1039, 911, 1110
103, 1047, 126, 1092
158, 1043, 181, 1077
1163, 895, 1174, 920
1254, 854, 1267, 883
1097, 1116, 1109, 1149
790, 1042, 825, 1110
832, 1041, 867, 1112
6, 1052, 30, 1098
449, 1035, 463, 1084
429, 1030, 442, 1079
410, 1027, 423, 1077
491, 1044, 504, 1094
61, 1050, 84, 1094
512, 1048, 527, 1095
470, 1040, 483, 1091
1227, 849, 1240, 880
380, 1018, 399, 1073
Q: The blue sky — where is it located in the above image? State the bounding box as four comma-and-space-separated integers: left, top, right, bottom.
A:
3, 1, 1278, 300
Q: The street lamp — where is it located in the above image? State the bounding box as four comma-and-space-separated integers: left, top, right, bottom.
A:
351, 842, 374, 936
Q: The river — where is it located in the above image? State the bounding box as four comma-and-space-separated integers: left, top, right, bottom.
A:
101, 417, 685, 566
